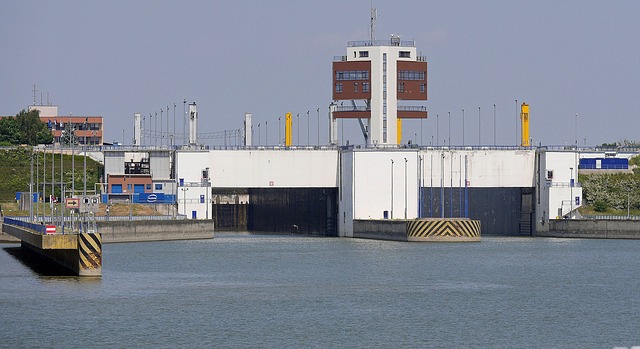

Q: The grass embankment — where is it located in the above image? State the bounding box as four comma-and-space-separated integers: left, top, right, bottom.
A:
0, 147, 171, 218
0, 147, 103, 201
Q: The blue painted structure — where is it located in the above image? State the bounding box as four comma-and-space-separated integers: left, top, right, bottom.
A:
579, 158, 628, 170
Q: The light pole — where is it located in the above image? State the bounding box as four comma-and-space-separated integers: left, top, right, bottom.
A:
296, 113, 300, 145
436, 114, 439, 146
317, 107, 320, 146
390, 159, 394, 219
154, 112, 157, 146
265, 121, 268, 145
160, 108, 163, 146
574, 113, 578, 148
448, 111, 451, 146
307, 110, 310, 146
478, 106, 481, 146
569, 167, 573, 218
404, 157, 408, 220
515, 99, 518, 146
278, 116, 281, 145
183, 99, 187, 146
462, 108, 465, 146
493, 104, 496, 146
181, 187, 189, 217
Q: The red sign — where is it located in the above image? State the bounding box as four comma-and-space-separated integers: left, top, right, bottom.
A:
45, 225, 56, 234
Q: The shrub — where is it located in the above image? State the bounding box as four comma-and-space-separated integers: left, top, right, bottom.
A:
593, 201, 608, 212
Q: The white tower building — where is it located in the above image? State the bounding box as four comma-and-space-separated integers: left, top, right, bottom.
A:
331, 36, 428, 146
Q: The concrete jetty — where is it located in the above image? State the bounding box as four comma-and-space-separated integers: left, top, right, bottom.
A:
2, 218, 102, 277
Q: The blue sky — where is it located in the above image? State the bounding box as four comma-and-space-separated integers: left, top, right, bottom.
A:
2, 1, 639, 147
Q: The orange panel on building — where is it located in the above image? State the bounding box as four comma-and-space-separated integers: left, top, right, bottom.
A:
397, 61, 428, 101
332, 61, 372, 101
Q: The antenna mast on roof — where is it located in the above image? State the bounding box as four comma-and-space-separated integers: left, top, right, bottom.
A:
370, 6, 377, 44
32, 84, 37, 106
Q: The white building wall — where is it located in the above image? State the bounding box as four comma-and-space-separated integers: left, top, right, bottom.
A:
149, 151, 171, 179
351, 150, 418, 220
176, 149, 339, 188
419, 149, 535, 188
536, 150, 583, 231
104, 151, 125, 175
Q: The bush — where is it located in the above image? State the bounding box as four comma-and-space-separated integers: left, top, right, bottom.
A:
593, 201, 608, 212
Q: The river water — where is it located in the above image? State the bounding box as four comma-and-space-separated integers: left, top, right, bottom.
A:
1, 235, 639, 348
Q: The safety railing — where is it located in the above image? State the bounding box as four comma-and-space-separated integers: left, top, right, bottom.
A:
3, 217, 46, 234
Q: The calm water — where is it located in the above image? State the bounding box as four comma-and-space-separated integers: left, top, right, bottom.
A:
1, 235, 639, 348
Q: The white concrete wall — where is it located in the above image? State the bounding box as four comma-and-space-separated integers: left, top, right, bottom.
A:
177, 185, 210, 219
175, 149, 339, 188
149, 151, 171, 179
352, 150, 419, 220
418, 148, 535, 188
536, 150, 583, 231
104, 151, 125, 175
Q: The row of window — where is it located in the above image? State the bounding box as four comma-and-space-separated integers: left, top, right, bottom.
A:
398, 70, 426, 81
398, 83, 427, 94
335, 82, 371, 93
353, 51, 411, 58
335, 70, 370, 81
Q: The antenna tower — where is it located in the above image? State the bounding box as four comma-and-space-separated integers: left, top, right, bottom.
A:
370, 7, 377, 43
32, 84, 37, 106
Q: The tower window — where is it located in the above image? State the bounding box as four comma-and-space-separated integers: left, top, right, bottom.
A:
359, 51, 369, 58
398, 82, 405, 93
335, 83, 343, 93
399, 51, 411, 58
354, 82, 358, 92
420, 83, 426, 93
362, 82, 370, 93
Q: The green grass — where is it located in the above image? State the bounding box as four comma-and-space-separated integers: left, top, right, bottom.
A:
0, 147, 103, 202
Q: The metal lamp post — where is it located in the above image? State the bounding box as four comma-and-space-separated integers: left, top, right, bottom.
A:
390, 159, 394, 219
569, 167, 573, 218
181, 187, 189, 217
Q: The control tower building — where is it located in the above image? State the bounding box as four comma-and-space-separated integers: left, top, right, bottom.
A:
331, 35, 428, 146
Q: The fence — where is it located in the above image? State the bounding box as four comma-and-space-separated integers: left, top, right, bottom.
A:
582, 215, 640, 220
3, 217, 46, 234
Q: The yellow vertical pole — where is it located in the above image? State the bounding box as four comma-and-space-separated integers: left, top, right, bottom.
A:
397, 118, 402, 145
285, 112, 292, 147
520, 103, 530, 146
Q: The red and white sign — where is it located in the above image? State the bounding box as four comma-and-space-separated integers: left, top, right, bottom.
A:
45, 225, 56, 234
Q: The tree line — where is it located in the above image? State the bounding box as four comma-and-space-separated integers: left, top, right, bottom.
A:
0, 109, 53, 146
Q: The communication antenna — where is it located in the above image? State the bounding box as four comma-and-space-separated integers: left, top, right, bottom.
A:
370, 5, 377, 44
32, 84, 38, 106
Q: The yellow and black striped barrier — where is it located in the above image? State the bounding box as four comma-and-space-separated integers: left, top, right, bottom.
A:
77, 233, 102, 276
407, 218, 480, 242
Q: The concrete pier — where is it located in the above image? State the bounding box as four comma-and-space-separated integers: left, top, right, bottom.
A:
2, 218, 102, 277
407, 218, 481, 242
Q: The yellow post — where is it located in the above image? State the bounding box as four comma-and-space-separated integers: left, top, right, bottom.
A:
285, 112, 292, 147
397, 118, 402, 145
520, 103, 530, 146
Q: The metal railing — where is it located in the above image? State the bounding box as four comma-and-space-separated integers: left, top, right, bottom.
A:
582, 215, 640, 220
3, 217, 46, 234
398, 106, 428, 112
348, 39, 415, 47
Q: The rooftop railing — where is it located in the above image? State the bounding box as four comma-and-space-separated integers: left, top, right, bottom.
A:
348, 39, 415, 47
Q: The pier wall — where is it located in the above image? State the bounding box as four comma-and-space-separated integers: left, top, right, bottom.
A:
536, 219, 640, 239
97, 220, 214, 243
